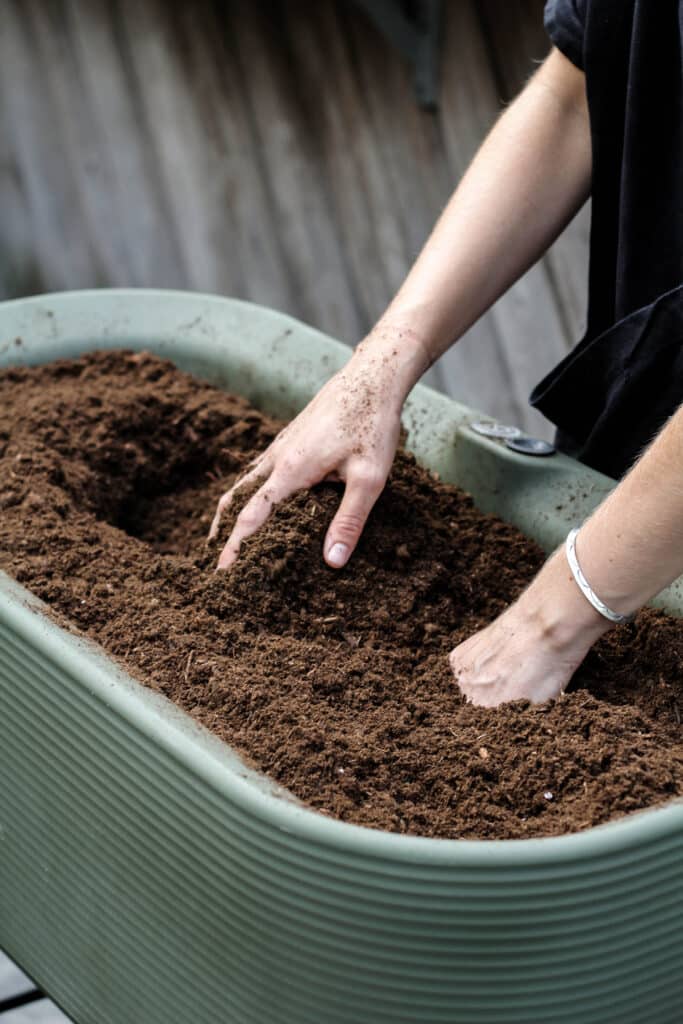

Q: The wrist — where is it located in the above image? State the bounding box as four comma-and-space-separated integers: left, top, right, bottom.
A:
515, 548, 611, 653
355, 319, 433, 402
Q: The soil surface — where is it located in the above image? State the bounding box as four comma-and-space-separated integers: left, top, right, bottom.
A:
1, 350, 683, 840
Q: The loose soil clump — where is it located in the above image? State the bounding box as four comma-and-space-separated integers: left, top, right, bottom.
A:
1, 351, 682, 839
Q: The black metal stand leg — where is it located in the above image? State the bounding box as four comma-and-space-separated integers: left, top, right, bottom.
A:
0, 987, 45, 1014
352, 0, 444, 110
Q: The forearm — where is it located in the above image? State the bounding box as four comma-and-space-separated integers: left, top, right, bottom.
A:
359, 48, 591, 395
572, 407, 683, 615
508, 405, 683, 656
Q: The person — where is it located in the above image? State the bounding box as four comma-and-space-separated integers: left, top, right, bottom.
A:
209, 0, 683, 707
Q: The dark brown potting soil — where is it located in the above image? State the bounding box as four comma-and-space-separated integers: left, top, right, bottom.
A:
1, 350, 682, 839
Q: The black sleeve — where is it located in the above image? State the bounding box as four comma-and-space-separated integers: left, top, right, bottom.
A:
544, 0, 587, 70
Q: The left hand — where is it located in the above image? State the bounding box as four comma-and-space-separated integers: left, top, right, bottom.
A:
450, 548, 611, 707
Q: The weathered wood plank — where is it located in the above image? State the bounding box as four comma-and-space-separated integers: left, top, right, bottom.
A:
337, 3, 452, 392
0, 2, 100, 292
272, 1, 393, 342
436, 0, 568, 436
116, 0, 293, 305
26, 0, 187, 288
282, 0, 446, 390
479, 0, 590, 346
217, 0, 367, 342
0, 64, 41, 300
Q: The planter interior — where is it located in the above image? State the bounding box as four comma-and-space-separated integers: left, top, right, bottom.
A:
1, 289, 682, 1024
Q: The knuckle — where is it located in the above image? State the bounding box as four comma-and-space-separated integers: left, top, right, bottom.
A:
352, 463, 384, 492
233, 473, 254, 494
295, 471, 320, 491
333, 511, 366, 539
276, 455, 301, 479
236, 506, 260, 530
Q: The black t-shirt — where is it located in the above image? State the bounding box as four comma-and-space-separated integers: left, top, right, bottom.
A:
530, 0, 683, 478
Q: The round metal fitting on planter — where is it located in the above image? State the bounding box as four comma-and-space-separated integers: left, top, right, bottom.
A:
505, 435, 556, 457
470, 420, 522, 439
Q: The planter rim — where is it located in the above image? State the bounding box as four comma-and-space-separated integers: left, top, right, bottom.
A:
2, 287, 682, 864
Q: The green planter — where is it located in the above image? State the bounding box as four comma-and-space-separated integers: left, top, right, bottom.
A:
1, 289, 682, 1024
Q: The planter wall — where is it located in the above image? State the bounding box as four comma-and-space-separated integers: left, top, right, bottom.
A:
1, 289, 682, 1024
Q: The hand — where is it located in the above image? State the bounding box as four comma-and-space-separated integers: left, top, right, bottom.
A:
209, 326, 428, 570
450, 549, 611, 707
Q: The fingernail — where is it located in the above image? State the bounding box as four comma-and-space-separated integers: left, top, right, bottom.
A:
327, 542, 349, 568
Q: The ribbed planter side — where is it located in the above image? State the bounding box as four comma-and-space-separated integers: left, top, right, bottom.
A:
1, 290, 682, 1024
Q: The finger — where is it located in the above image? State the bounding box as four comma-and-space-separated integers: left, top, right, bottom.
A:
217, 472, 293, 570
449, 644, 495, 705
323, 465, 385, 569
244, 450, 268, 473
208, 460, 272, 542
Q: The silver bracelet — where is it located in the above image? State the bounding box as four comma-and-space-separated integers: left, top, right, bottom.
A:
565, 528, 636, 625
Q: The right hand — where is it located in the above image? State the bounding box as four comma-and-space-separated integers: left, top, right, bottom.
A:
209, 328, 428, 570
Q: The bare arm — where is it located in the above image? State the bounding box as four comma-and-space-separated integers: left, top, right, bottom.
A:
211, 48, 591, 569
378, 47, 591, 362
452, 407, 683, 706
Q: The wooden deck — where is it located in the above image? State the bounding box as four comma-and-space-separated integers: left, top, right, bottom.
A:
0, 0, 589, 438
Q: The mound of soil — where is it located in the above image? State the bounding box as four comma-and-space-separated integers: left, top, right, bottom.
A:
1, 350, 682, 839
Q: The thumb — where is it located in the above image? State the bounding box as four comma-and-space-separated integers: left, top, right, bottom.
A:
324, 467, 384, 569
